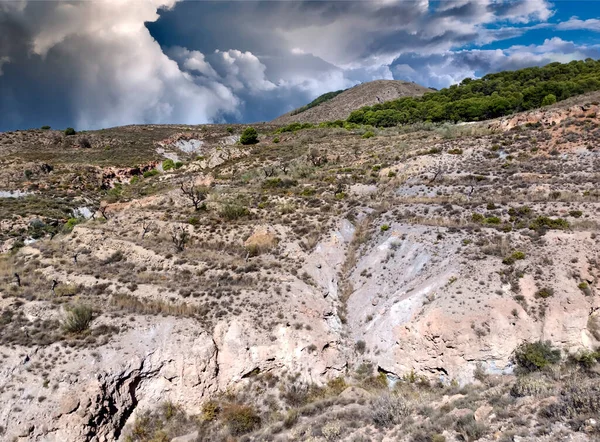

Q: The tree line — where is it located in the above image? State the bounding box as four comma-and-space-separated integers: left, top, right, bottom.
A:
346, 59, 600, 127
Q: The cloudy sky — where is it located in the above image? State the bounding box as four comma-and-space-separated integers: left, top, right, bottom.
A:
1, 0, 600, 131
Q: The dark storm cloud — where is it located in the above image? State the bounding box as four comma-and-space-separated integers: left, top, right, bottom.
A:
0, 0, 595, 131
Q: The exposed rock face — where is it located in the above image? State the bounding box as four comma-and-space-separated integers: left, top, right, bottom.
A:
0, 317, 218, 441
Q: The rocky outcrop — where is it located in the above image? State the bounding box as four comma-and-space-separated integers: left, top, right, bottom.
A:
0, 317, 218, 442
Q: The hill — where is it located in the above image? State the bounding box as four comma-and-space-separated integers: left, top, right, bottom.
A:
0, 93, 600, 441
348, 58, 600, 127
272, 79, 431, 124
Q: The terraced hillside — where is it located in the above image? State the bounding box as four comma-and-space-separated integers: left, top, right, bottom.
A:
0, 94, 599, 441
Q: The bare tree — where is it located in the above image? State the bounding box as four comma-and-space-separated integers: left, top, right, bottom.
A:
73, 253, 79, 265
171, 225, 189, 252
429, 165, 445, 184
264, 167, 276, 178
98, 203, 110, 220
180, 182, 209, 211
279, 163, 289, 175
14, 273, 20, 287
141, 221, 155, 239
51, 279, 58, 296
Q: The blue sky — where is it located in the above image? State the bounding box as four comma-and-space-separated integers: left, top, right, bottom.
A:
1, 0, 600, 131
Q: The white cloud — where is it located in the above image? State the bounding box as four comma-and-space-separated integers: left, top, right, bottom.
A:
391, 38, 600, 89
1, 0, 240, 128
557, 17, 600, 32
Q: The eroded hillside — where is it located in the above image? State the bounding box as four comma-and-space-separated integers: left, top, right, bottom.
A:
0, 95, 599, 441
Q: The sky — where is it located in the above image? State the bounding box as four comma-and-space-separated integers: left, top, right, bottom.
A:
1, 1, 600, 132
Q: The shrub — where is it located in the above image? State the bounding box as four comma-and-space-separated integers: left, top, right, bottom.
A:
380, 224, 390, 232
471, 213, 484, 223
578, 282, 592, 296
448, 148, 463, 154
63, 217, 82, 233
62, 304, 93, 334
569, 210, 583, 218
355, 340, 366, 354
510, 374, 552, 397
544, 378, 600, 420
64, 127, 76, 136
162, 159, 175, 171
273, 137, 280, 143
222, 404, 261, 435
502, 251, 525, 265
174, 161, 184, 169
484, 216, 501, 224
513, 341, 561, 372
362, 131, 375, 139
240, 127, 259, 145
201, 400, 219, 421
529, 216, 569, 231
41, 125, 51, 130
143, 169, 160, 178
541, 93, 557, 106
570, 349, 600, 368
220, 204, 249, 220
371, 394, 410, 427
535, 287, 554, 299
454, 413, 488, 441
79, 137, 91, 148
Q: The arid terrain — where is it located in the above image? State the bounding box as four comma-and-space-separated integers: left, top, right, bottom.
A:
0, 91, 599, 442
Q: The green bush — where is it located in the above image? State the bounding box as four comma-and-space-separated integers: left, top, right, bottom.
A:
362, 130, 375, 139
290, 89, 346, 115
535, 287, 554, 299
62, 304, 93, 334
484, 216, 501, 224
502, 251, 526, 265
240, 127, 259, 145
471, 213, 484, 223
569, 210, 583, 218
513, 341, 561, 372
380, 224, 390, 232
143, 169, 160, 178
63, 217, 82, 233
274, 122, 314, 134
64, 127, 76, 136
162, 159, 175, 171
541, 93, 557, 106
41, 125, 51, 130
220, 204, 249, 220
222, 404, 261, 435
578, 282, 592, 296
174, 161, 184, 169
529, 216, 569, 231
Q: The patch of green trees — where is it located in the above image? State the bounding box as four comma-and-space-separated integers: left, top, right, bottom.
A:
347, 59, 600, 127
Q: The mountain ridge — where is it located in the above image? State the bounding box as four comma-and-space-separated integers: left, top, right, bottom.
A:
272, 79, 432, 124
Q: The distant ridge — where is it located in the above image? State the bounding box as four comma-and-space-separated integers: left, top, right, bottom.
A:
272, 80, 432, 124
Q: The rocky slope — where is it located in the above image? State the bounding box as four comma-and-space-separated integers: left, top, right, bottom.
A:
0, 94, 599, 441
272, 80, 431, 124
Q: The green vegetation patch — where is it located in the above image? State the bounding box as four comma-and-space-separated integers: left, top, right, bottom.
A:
347, 59, 600, 127
289, 89, 346, 116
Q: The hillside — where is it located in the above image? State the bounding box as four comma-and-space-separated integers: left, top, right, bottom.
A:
272, 80, 431, 124
0, 93, 600, 441
348, 59, 600, 127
